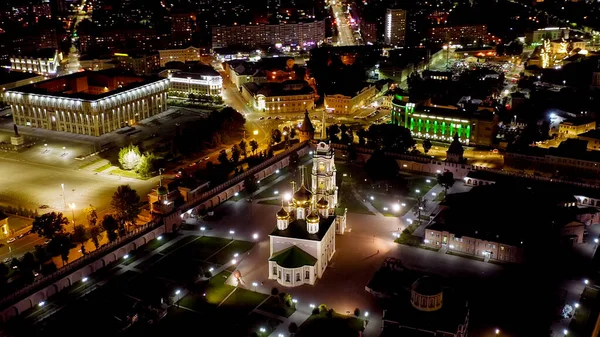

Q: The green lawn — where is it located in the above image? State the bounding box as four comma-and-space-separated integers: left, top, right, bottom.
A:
144, 233, 177, 252
159, 236, 200, 255
239, 312, 282, 337
569, 287, 599, 337
171, 236, 231, 261
207, 240, 255, 265
297, 311, 365, 337
221, 287, 268, 314
110, 168, 147, 180
203, 271, 235, 305
135, 254, 164, 271
338, 183, 373, 215
78, 157, 104, 170
94, 163, 113, 172
257, 295, 296, 318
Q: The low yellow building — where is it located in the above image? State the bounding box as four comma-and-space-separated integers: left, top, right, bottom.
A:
0, 213, 9, 239
241, 80, 315, 113
558, 118, 596, 139
158, 46, 204, 67
324, 84, 377, 114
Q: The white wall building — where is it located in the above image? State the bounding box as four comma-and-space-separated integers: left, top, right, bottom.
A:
269, 142, 346, 287
158, 46, 204, 67
10, 49, 60, 76
3, 70, 169, 136
168, 71, 223, 96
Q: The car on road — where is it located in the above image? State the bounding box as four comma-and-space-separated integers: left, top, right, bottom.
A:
204, 156, 210, 161
2, 258, 9, 264
259, 116, 265, 120
7, 238, 15, 244
44, 239, 51, 244
17, 233, 25, 239
39, 205, 50, 209
267, 116, 272, 119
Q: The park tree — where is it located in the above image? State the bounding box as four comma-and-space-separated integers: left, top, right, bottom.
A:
354, 308, 361, 317
289, 151, 300, 173
217, 149, 229, 165
290, 127, 297, 139
365, 150, 399, 182
357, 128, 367, 146
47, 233, 74, 266
238, 139, 248, 158
413, 195, 427, 225
34, 244, 50, 264
71, 225, 89, 255
111, 185, 141, 231
84, 205, 98, 227
366, 124, 415, 153
327, 124, 340, 143
20, 252, 36, 281
231, 145, 241, 164
244, 175, 259, 197
89, 225, 103, 249
271, 129, 282, 144
136, 152, 158, 178
31, 212, 68, 240
0, 263, 8, 284
423, 139, 432, 154
249, 139, 259, 154
101, 215, 119, 242
118, 144, 142, 171
436, 171, 455, 199
288, 322, 299, 335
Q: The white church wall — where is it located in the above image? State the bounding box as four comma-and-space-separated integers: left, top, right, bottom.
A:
272, 238, 319, 259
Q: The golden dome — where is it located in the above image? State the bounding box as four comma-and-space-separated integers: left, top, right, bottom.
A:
306, 210, 320, 223
317, 197, 328, 208
293, 185, 312, 205
276, 206, 290, 219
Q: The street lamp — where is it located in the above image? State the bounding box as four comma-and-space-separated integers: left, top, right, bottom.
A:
584, 279, 589, 285
69, 203, 76, 224
392, 204, 400, 212
253, 130, 259, 135
231, 259, 237, 264
38, 301, 45, 307
563, 329, 568, 336
253, 233, 259, 240
61, 183, 66, 210
230, 230, 235, 240
415, 189, 420, 193
495, 328, 500, 335
82, 277, 88, 282
200, 227, 206, 237
252, 282, 258, 291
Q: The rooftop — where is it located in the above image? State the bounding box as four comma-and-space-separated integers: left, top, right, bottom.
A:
243, 80, 314, 97
0, 70, 42, 86
11, 48, 56, 59
7, 69, 164, 100
382, 287, 468, 335
578, 129, 600, 140
0, 212, 6, 221
561, 117, 595, 126
269, 245, 317, 268
270, 215, 336, 241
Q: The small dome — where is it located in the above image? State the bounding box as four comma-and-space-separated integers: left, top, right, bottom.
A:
412, 276, 442, 296
157, 186, 168, 196
277, 206, 290, 219
317, 197, 329, 208
306, 210, 320, 223
293, 185, 312, 205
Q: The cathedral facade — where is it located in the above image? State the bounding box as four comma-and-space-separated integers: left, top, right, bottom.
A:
268, 142, 347, 287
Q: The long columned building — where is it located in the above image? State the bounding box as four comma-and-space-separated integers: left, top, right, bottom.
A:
3, 70, 169, 136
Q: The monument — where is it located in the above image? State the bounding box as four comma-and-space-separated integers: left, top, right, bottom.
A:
10, 124, 24, 146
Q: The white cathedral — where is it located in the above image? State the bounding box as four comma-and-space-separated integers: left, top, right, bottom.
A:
268, 141, 347, 287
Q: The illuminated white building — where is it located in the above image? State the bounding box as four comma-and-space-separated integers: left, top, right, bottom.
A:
10, 48, 60, 76
241, 80, 314, 113
385, 9, 406, 46
3, 70, 169, 136
269, 143, 346, 287
169, 70, 222, 96
158, 46, 205, 67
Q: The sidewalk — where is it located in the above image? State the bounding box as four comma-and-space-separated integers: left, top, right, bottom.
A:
411, 184, 445, 237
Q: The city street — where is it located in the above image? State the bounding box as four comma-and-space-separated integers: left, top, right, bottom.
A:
331, 1, 357, 46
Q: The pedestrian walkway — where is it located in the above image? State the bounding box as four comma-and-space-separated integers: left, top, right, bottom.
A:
351, 186, 383, 217
268, 308, 312, 337
411, 184, 444, 237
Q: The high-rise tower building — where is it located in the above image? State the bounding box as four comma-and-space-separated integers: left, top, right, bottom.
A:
385, 8, 406, 47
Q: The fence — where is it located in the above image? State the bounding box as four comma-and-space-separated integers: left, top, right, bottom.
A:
0, 141, 311, 310
329, 143, 600, 189
0, 218, 162, 308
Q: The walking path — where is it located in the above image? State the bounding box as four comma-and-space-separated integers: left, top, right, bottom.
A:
351, 186, 383, 217
411, 184, 446, 237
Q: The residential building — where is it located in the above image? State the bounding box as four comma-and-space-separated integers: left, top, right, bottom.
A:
10, 48, 60, 76
211, 20, 326, 49
525, 27, 570, 44
360, 21, 378, 44
550, 38, 586, 54
324, 84, 378, 114
390, 96, 498, 146
269, 142, 346, 287
168, 66, 222, 96
226, 58, 305, 91
158, 46, 204, 67
577, 129, 600, 151
3, 69, 169, 136
558, 118, 596, 139
114, 52, 160, 76
428, 24, 488, 44
385, 9, 407, 46
171, 12, 195, 47
78, 28, 166, 54
241, 80, 315, 113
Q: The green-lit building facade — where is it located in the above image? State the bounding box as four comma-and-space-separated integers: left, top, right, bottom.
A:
391, 95, 497, 147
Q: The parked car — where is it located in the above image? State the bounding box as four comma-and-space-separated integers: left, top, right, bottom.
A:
17, 233, 24, 239
39, 205, 50, 209
7, 238, 15, 244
